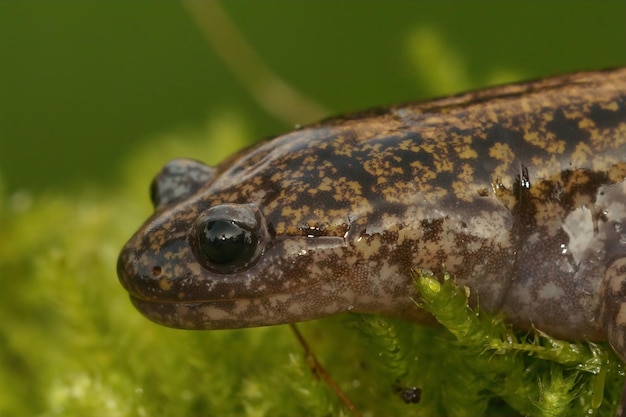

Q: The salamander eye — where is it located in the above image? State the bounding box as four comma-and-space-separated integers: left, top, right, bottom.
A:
190, 204, 267, 274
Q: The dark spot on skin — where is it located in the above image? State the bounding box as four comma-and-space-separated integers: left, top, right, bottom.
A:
535, 169, 610, 211
547, 107, 591, 149
482, 124, 521, 152
267, 222, 277, 238
588, 97, 626, 130
482, 122, 548, 171
152, 266, 161, 276
432, 171, 457, 188
567, 171, 609, 203
257, 174, 283, 205
421, 218, 444, 242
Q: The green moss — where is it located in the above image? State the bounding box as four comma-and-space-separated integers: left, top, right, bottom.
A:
409, 271, 624, 416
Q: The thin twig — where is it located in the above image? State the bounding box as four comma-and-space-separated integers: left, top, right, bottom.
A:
181, 0, 329, 125
290, 323, 363, 417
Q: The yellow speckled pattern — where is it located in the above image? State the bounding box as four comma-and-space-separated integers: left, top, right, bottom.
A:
119, 67, 626, 415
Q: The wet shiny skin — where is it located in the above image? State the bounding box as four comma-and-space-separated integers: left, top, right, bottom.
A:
119, 68, 626, 414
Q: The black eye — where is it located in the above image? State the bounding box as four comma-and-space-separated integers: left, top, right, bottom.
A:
190, 204, 267, 274
198, 220, 257, 265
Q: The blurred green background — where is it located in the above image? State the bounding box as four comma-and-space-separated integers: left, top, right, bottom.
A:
1, 1, 624, 194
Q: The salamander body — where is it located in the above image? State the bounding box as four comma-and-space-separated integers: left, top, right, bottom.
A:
118, 67, 626, 413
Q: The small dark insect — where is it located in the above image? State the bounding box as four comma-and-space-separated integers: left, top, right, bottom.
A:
395, 385, 422, 404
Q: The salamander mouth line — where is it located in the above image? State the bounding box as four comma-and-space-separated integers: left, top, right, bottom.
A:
129, 279, 323, 305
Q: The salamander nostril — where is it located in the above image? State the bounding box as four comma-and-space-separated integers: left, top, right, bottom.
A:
152, 266, 162, 276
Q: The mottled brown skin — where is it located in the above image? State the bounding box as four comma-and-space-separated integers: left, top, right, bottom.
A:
118, 68, 626, 414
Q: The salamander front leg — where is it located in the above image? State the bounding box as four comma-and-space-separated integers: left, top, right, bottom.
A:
601, 258, 626, 417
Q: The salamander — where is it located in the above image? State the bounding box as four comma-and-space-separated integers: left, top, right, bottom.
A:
118, 67, 626, 414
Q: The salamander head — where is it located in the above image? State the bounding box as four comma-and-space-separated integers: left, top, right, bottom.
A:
117, 149, 367, 329
117, 107, 434, 330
